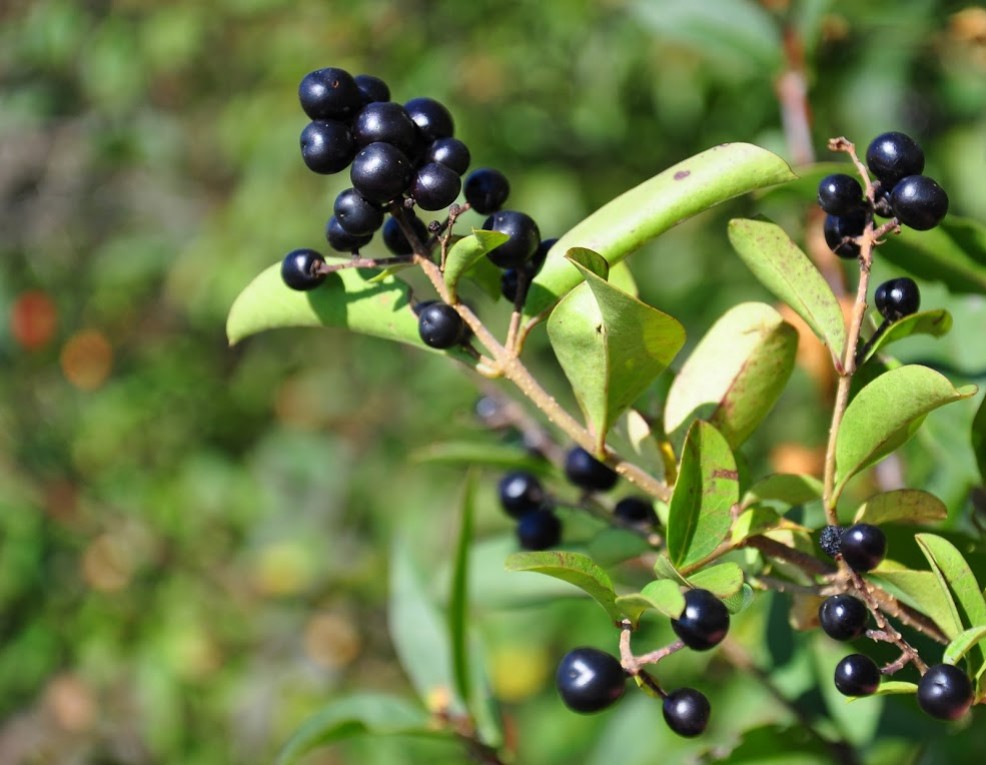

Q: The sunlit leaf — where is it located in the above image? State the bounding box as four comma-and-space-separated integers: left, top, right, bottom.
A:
852, 489, 947, 526
855, 681, 918, 699
730, 507, 781, 543
615, 579, 684, 627
916, 533, 986, 652
944, 626, 986, 666
687, 562, 744, 598
742, 473, 823, 509
447, 474, 475, 710
443, 230, 509, 300
504, 550, 621, 623
861, 309, 953, 363
870, 565, 962, 640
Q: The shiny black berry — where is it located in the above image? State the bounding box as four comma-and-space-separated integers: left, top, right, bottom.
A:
299, 67, 361, 121
417, 302, 465, 349
352, 101, 417, 156
404, 97, 454, 141
300, 120, 355, 174
382, 214, 429, 255
423, 137, 471, 175
866, 132, 925, 189
874, 277, 920, 321
833, 653, 881, 696
890, 175, 949, 231
350, 142, 413, 204
354, 73, 390, 104
325, 216, 372, 253
819, 595, 868, 641
917, 663, 974, 720
498, 472, 546, 518
555, 648, 626, 713
671, 588, 730, 651
823, 209, 867, 259
500, 268, 523, 302
818, 174, 864, 217
333, 188, 384, 236
613, 496, 658, 526
281, 248, 326, 291
564, 447, 619, 492
464, 168, 510, 214
483, 211, 540, 269
516, 508, 562, 550
412, 162, 461, 211
663, 688, 711, 737
819, 525, 844, 558
840, 523, 886, 572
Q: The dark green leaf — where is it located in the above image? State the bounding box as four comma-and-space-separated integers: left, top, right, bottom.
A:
447, 473, 475, 710
943, 626, 986, 666
504, 550, 621, 623
852, 489, 947, 526
973, 394, 986, 485
411, 441, 552, 475
879, 216, 986, 296
862, 309, 953, 363
443, 229, 509, 300
700, 723, 831, 765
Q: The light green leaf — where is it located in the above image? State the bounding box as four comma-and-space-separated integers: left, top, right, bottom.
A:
728, 218, 846, 358
742, 473, 823, 508
916, 533, 986, 651
857, 681, 918, 699
944, 626, 986, 666
615, 579, 684, 627
547, 256, 686, 450
504, 551, 621, 623
664, 302, 797, 449
973, 394, 986, 485
852, 489, 947, 526
870, 565, 962, 640
731, 507, 781, 544
653, 555, 691, 587
566, 246, 609, 279
879, 215, 986, 296
834, 366, 977, 497
666, 421, 739, 567
608, 409, 666, 481
687, 562, 744, 599
411, 441, 552, 475
861, 309, 953, 363
443, 230, 509, 301
721, 582, 755, 614
523, 143, 796, 322
447, 473, 475, 710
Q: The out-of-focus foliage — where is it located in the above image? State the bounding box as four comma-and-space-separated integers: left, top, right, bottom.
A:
1, 1, 985, 763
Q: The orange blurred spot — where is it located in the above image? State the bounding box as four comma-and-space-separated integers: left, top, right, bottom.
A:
10, 290, 58, 350
44, 674, 96, 733
770, 442, 826, 478
304, 612, 361, 670
82, 533, 133, 592
60, 330, 113, 390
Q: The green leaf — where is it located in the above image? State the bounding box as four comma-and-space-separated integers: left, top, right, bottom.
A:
523, 143, 796, 321
861, 681, 918, 699
504, 551, 621, 623
944, 626, 986, 666
411, 441, 552, 475
547, 255, 686, 449
742, 473, 823, 508
852, 489, 947, 526
666, 421, 739, 567
915, 533, 986, 649
834, 366, 977, 497
652, 555, 691, 587
879, 215, 986, 296
565, 246, 609, 279
973, 394, 986, 485
664, 302, 797, 449
614, 579, 684, 627
609, 409, 666, 481
447, 474, 475, 710
443, 230, 509, 300
721, 582, 755, 614
586, 527, 651, 568
727, 218, 846, 357
274, 693, 446, 765
861, 309, 953, 363
687, 562, 744, 599
705, 723, 832, 765
870, 565, 963, 640
731, 507, 781, 543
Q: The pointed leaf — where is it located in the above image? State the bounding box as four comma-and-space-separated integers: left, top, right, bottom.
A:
687, 562, 744, 599
861, 309, 953, 363
504, 551, 621, 623
944, 626, 986, 666
728, 218, 846, 357
852, 489, 947, 526
915, 534, 986, 642
973, 394, 986, 485
878, 215, 986, 296
443, 230, 509, 300
615, 579, 684, 627
870, 566, 963, 640
523, 143, 796, 321
666, 421, 739, 567
547, 257, 685, 449
742, 473, 823, 508
664, 302, 797, 448
834, 366, 977, 496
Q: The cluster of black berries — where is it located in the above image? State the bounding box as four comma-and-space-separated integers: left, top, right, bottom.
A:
820, 131, 948, 260
555, 588, 730, 737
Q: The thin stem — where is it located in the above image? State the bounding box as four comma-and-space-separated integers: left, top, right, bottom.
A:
848, 567, 929, 673
315, 255, 413, 274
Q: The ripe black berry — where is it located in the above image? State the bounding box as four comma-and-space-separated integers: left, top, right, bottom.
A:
819, 525, 844, 558
423, 137, 471, 175
350, 142, 413, 204
352, 101, 418, 155
517, 508, 562, 550
817, 174, 864, 217
564, 447, 619, 492
299, 67, 361, 121
866, 132, 925, 189
819, 594, 868, 641
555, 647, 626, 713
662, 688, 711, 737
281, 248, 327, 291
917, 663, 974, 720
840, 523, 886, 573
498, 471, 546, 518
325, 216, 372, 253
334, 188, 384, 236
890, 175, 949, 231
417, 302, 465, 349
464, 168, 510, 214
874, 277, 920, 321
382, 214, 429, 255
501, 268, 523, 302
300, 120, 355, 174
404, 97, 454, 141
354, 73, 390, 104
483, 211, 540, 269
671, 588, 730, 651
833, 653, 881, 697
823, 209, 867, 259
412, 162, 461, 211
613, 496, 658, 526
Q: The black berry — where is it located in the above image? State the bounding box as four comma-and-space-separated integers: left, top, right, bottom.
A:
866, 132, 925, 189
404, 97, 454, 141
516, 508, 562, 550
662, 688, 711, 737
498, 471, 547, 518
840, 523, 886, 573
671, 588, 730, 651
417, 302, 465, 349
817, 174, 864, 216
300, 120, 355, 174
501, 268, 523, 302
564, 447, 619, 492
325, 216, 372, 253
890, 175, 949, 231
352, 101, 418, 155
423, 137, 471, 175
354, 73, 390, 104
833, 653, 881, 697
299, 67, 361, 121
464, 168, 510, 214
333, 188, 384, 236
874, 277, 920, 321
613, 496, 658, 526
917, 663, 974, 720
819, 525, 844, 558
555, 648, 626, 713
819, 594, 868, 641
412, 162, 461, 211
483, 210, 540, 269
823, 209, 867, 259
350, 142, 413, 204
281, 248, 327, 291
382, 214, 429, 255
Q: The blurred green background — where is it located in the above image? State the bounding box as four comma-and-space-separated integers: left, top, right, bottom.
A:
2, 1, 985, 763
